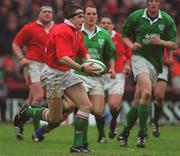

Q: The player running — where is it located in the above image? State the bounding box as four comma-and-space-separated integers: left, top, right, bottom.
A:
14, 4, 100, 153
75, 5, 116, 144
117, 0, 177, 148
12, 5, 56, 141
99, 14, 131, 139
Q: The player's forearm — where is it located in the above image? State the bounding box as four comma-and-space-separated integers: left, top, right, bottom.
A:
160, 40, 177, 50
59, 56, 82, 71
12, 43, 24, 60
122, 38, 134, 50
108, 59, 115, 70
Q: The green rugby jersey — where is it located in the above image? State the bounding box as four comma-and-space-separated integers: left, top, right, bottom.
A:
122, 8, 177, 73
76, 25, 116, 75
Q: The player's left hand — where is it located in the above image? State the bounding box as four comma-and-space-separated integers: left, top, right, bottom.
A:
150, 35, 162, 45
109, 68, 116, 79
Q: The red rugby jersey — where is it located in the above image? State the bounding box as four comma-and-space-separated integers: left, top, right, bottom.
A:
45, 22, 87, 71
13, 21, 56, 63
112, 31, 131, 73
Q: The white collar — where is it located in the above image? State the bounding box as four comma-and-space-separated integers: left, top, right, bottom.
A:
142, 8, 162, 25
64, 19, 78, 29
81, 23, 101, 39
36, 20, 54, 33
111, 30, 116, 38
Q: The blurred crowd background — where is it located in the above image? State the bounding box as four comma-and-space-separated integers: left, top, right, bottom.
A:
0, 0, 180, 122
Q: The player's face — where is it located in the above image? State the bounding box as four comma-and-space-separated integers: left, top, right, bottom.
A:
71, 9, 84, 29
99, 17, 113, 34
147, 0, 160, 13
39, 10, 53, 24
84, 7, 97, 26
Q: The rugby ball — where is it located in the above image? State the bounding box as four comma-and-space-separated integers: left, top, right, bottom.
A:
82, 59, 107, 74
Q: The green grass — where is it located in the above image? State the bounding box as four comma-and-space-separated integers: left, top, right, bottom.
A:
0, 123, 180, 156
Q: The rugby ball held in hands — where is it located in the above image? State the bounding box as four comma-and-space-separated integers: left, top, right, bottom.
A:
82, 59, 107, 74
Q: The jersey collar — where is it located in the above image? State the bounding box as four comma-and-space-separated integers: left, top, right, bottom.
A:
64, 19, 78, 30
81, 23, 102, 39
36, 20, 54, 33
142, 8, 162, 25
111, 30, 116, 38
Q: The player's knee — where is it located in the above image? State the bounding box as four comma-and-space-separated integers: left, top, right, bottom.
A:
110, 104, 120, 112
142, 91, 152, 100
78, 103, 92, 113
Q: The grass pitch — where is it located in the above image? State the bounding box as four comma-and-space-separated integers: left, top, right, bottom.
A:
0, 123, 180, 156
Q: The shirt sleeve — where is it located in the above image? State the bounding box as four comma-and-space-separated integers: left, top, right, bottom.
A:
13, 25, 30, 47
122, 15, 134, 39
55, 32, 74, 59
165, 19, 177, 42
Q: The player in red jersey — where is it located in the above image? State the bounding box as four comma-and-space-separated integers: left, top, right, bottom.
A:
14, 4, 100, 153
12, 5, 56, 141
99, 14, 131, 140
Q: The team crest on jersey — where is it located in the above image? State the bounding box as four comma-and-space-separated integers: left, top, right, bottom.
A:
158, 24, 165, 31
98, 39, 105, 46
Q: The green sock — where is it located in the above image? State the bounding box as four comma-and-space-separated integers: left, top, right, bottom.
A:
25, 107, 46, 120
124, 105, 138, 133
73, 116, 88, 147
33, 118, 40, 132
138, 104, 150, 133
82, 122, 88, 145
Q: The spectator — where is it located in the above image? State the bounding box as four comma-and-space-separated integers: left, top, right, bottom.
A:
0, 67, 8, 122
0, 11, 19, 56
171, 47, 180, 94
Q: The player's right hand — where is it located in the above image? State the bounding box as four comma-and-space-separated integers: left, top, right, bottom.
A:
20, 58, 30, 67
132, 42, 142, 50
82, 63, 101, 76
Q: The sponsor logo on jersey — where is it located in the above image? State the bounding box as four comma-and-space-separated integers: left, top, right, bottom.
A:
158, 24, 165, 31
98, 39, 105, 47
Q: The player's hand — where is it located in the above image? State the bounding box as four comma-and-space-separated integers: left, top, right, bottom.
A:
123, 64, 131, 79
150, 35, 162, 45
109, 68, 116, 79
132, 42, 142, 50
20, 58, 30, 67
166, 57, 173, 66
82, 63, 101, 76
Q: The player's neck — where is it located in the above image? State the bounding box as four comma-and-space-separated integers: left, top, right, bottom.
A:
84, 23, 96, 32
147, 9, 159, 18
43, 22, 53, 30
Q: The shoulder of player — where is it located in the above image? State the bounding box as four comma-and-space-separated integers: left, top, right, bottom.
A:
129, 9, 145, 18
53, 23, 82, 37
160, 10, 175, 23
99, 27, 111, 39
20, 22, 36, 30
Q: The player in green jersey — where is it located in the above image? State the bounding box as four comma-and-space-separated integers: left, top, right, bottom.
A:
76, 5, 116, 144
117, 0, 177, 148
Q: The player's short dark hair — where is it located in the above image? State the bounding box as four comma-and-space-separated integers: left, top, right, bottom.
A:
64, 3, 83, 19
99, 14, 114, 24
84, 4, 98, 15
38, 4, 53, 14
